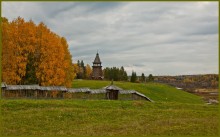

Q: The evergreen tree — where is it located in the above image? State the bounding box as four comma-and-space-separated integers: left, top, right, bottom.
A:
80, 60, 86, 78
140, 73, 145, 82
130, 71, 137, 83
77, 60, 80, 67
148, 74, 154, 82
103, 66, 128, 81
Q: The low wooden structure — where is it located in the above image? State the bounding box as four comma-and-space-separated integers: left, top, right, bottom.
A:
65, 88, 91, 99
1, 82, 153, 101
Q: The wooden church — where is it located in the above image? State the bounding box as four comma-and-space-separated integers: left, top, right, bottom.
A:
91, 52, 103, 80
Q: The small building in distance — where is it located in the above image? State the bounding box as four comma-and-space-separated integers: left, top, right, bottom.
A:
91, 52, 103, 80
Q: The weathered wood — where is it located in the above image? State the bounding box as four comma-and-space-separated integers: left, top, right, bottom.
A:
1, 83, 152, 101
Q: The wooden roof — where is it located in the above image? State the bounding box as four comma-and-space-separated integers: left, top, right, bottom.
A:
90, 89, 107, 94
5, 85, 67, 91
6, 85, 40, 90
67, 88, 91, 93
103, 85, 122, 91
119, 90, 136, 94
133, 91, 153, 102
40, 86, 67, 91
1, 82, 7, 88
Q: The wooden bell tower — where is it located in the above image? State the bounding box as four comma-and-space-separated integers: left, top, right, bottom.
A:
91, 52, 103, 80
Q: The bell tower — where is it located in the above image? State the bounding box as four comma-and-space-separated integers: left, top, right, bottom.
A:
92, 52, 103, 80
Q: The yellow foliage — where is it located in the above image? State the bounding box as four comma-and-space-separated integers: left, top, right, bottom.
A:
2, 17, 76, 86
85, 64, 92, 79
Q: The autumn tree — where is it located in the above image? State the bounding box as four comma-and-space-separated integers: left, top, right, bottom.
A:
2, 17, 36, 84
85, 64, 92, 79
73, 63, 79, 79
60, 37, 75, 87
2, 17, 75, 87
2, 17, 18, 84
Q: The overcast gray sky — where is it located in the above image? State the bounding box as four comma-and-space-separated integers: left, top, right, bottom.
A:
2, 2, 218, 76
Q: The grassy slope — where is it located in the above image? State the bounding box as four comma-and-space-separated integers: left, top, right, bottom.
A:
72, 80, 204, 104
1, 99, 218, 136
1, 80, 218, 136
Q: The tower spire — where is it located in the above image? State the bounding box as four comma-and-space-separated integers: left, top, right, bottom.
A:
92, 52, 103, 80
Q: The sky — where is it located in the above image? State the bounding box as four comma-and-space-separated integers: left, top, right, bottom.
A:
2, 2, 219, 76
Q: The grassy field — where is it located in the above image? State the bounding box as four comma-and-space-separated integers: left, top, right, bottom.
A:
1, 80, 219, 136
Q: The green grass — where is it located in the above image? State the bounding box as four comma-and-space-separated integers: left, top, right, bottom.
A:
1, 99, 218, 136
72, 80, 204, 104
1, 80, 218, 136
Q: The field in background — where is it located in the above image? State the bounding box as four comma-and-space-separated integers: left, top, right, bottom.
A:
1, 80, 218, 136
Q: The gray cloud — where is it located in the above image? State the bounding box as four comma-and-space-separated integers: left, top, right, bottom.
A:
2, 2, 218, 76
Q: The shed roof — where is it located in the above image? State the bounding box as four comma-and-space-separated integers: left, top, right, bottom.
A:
67, 88, 91, 93
39, 86, 52, 91
103, 85, 122, 91
40, 86, 67, 91
6, 85, 40, 90
119, 90, 136, 94
133, 92, 153, 102
6, 85, 21, 90
90, 89, 107, 94
1, 82, 7, 88
52, 86, 67, 91
22, 85, 40, 90
5, 85, 67, 91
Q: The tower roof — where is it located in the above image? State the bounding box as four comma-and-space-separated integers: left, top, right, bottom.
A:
93, 52, 101, 64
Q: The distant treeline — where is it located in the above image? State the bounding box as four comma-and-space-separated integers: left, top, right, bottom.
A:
154, 74, 218, 89
103, 67, 128, 81
103, 67, 154, 83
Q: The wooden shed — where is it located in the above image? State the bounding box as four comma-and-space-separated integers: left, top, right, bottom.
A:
104, 85, 122, 100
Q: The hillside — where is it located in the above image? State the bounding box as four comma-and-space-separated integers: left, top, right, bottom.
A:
1, 99, 218, 136
1, 80, 218, 136
72, 80, 204, 104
